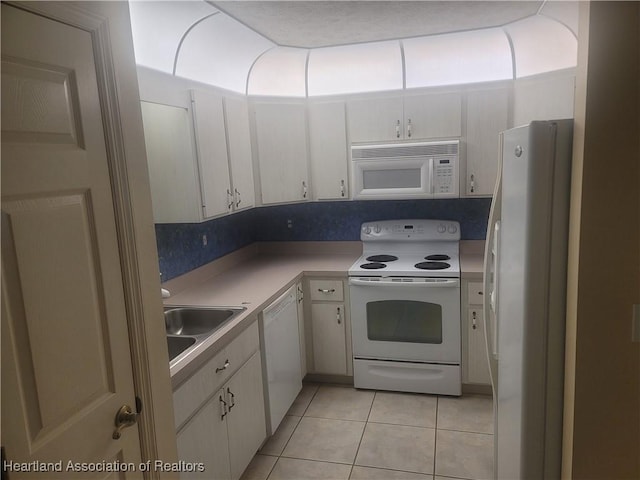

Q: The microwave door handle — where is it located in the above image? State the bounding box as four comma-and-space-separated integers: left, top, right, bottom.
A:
429, 158, 434, 195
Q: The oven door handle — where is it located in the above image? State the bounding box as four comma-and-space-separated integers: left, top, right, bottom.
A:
348, 278, 459, 288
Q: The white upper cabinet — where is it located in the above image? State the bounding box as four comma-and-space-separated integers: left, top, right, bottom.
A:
464, 88, 509, 197
225, 96, 255, 211
308, 101, 349, 200
347, 92, 462, 143
141, 101, 203, 223
347, 96, 404, 143
254, 102, 309, 204
404, 92, 462, 140
191, 89, 233, 218
140, 74, 257, 223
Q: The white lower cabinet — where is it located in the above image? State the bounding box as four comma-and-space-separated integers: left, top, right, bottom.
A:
225, 352, 266, 480
177, 394, 230, 480
462, 280, 491, 385
308, 279, 351, 376
311, 303, 347, 375
174, 323, 266, 480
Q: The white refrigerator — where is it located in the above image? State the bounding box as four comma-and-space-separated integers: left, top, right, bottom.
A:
483, 120, 573, 479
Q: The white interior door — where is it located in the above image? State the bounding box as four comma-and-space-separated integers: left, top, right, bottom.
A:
1, 4, 143, 476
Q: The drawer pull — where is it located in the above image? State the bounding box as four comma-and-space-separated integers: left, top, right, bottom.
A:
216, 359, 230, 373
336, 306, 342, 325
318, 288, 336, 294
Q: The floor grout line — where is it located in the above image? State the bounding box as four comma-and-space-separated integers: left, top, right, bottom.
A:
350, 390, 376, 471
256, 385, 494, 480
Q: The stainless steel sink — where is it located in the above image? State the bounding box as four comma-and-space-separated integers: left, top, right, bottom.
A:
164, 307, 243, 336
167, 335, 196, 361
164, 306, 245, 366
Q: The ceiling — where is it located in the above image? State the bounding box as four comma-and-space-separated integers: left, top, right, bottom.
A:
210, 1, 545, 48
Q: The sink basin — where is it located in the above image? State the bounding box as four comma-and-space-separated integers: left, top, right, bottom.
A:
164, 306, 246, 367
164, 307, 243, 336
167, 335, 196, 361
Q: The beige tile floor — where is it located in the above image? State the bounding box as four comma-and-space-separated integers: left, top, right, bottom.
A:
241, 383, 494, 480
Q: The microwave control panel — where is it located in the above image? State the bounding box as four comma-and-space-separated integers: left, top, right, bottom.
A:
433, 157, 458, 195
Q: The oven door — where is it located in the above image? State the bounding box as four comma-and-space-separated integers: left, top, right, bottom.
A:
349, 277, 461, 363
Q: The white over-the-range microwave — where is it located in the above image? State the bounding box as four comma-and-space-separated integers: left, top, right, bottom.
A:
351, 140, 459, 199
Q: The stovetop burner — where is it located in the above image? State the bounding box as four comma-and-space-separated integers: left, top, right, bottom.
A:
349, 220, 461, 277
425, 254, 451, 261
414, 261, 451, 270
366, 255, 398, 263
360, 262, 387, 270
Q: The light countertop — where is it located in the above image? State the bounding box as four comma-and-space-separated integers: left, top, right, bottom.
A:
164, 241, 484, 386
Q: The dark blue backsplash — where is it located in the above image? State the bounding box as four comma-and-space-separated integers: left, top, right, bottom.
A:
156, 198, 492, 280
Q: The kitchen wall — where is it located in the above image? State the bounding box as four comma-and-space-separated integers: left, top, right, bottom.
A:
156, 197, 491, 280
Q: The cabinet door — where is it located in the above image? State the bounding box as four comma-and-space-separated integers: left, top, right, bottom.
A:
176, 389, 231, 480
140, 101, 202, 223
226, 352, 266, 480
465, 89, 509, 196
254, 103, 309, 204
467, 308, 491, 385
311, 303, 347, 375
191, 90, 232, 218
347, 96, 403, 143
225, 96, 255, 210
404, 92, 462, 140
308, 102, 349, 200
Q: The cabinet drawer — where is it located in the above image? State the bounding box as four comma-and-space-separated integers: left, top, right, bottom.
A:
173, 321, 259, 429
467, 282, 484, 305
310, 279, 344, 301
225, 321, 260, 379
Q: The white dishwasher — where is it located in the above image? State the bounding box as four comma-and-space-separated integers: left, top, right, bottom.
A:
262, 285, 302, 434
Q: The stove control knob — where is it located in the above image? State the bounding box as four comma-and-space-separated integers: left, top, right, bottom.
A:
363, 226, 372, 235
447, 224, 458, 234
437, 223, 447, 233
374, 224, 382, 234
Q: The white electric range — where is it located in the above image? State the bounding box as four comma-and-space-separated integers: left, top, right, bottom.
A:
348, 219, 462, 396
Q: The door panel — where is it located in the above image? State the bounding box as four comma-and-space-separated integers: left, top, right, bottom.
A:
1, 4, 141, 474
2, 194, 115, 432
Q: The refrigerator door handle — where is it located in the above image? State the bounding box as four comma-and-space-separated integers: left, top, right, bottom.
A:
491, 221, 501, 360
483, 132, 503, 398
